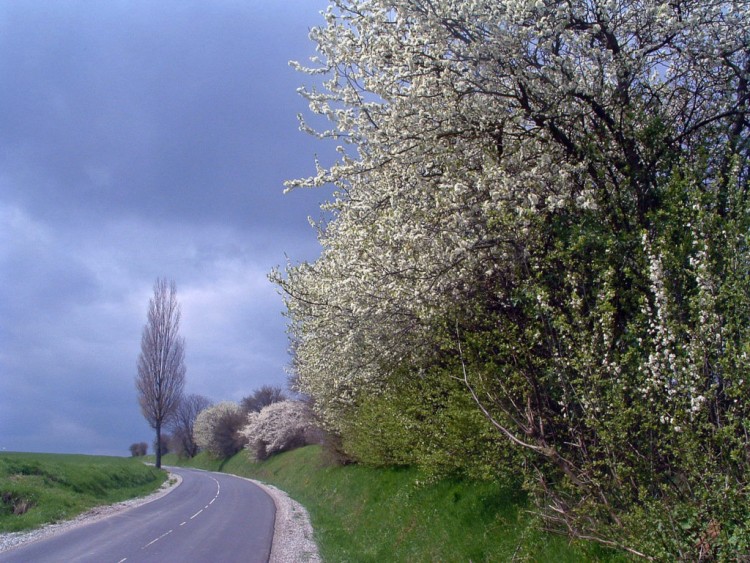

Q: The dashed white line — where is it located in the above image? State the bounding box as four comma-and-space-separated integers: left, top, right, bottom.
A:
143, 529, 173, 549
139, 473, 222, 553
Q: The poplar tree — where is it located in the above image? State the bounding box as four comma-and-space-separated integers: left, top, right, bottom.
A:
136, 278, 186, 469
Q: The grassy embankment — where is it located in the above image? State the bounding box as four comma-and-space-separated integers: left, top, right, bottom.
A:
162, 446, 630, 562
0, 452, 166, 533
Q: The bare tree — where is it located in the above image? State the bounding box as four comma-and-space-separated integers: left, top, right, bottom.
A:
169, 393, 212, 458
136, 278, 186, 469
241, 385, 287, 413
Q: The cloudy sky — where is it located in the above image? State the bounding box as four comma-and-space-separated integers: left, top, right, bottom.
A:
0, 1, 336, 456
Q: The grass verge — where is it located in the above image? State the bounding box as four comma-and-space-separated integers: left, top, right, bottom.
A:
0, 452, 166, 533
162, 446, 630, 562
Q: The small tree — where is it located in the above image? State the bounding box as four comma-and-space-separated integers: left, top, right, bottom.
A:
241, 385, 287, 413
194, 402, 247, 458
169, 394, 212, 458
241, 400, 313, 461
136, 278, 186, 469
129, 442, 148, 457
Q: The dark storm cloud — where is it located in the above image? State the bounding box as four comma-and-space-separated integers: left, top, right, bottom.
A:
0, 1, 333, 455
0, 0, 327, 229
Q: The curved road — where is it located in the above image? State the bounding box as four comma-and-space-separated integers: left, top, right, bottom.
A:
0, 467, 276, 563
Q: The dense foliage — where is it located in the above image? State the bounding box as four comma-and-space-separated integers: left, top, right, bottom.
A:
276, 0, 749, 558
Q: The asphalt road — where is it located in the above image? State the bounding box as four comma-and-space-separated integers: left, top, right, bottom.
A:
0, 467, 276, 563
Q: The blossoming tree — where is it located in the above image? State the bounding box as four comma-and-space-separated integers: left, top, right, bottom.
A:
241, 400, 313, 461
276, 0, 749, 557
193, 402, 246, 458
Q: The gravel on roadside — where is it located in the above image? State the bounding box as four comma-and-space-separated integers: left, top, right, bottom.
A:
244, 478, 321, 563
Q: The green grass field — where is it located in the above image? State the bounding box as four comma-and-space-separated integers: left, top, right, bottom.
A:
0, 452, 166, 533
162, 446, 631, 562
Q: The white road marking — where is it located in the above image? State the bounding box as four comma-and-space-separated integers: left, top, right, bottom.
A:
143, 529, 173, 549
134, 471, 229, 555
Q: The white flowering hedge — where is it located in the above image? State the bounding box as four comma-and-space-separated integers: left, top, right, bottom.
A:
241, 401, 313, 461
276, 0, 750, 558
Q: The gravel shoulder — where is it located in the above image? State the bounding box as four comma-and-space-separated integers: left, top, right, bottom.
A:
243, 477, 320, 563
0, 469, 320, 562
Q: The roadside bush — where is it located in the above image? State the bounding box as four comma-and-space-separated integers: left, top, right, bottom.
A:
1, 492, 33, 516
340, 366, 513, 480
129, 442, 147, 457
194, 402, 247, 458
241, 400, 314, 461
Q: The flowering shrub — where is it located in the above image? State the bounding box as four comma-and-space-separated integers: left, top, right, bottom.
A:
276, 0, 750, 558
193, 402, 247, 458
241, 401, 313, 461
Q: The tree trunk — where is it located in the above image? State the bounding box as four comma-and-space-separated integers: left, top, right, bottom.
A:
155, 422, 162, 469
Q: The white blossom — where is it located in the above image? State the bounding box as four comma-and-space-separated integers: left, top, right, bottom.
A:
240, 401, 313, 460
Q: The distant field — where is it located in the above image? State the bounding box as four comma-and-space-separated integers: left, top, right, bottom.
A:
0, 452, 166, 533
